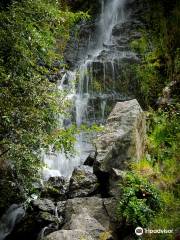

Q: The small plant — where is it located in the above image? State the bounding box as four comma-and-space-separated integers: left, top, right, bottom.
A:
116, 173, 163, 228
131, 158, 155, 177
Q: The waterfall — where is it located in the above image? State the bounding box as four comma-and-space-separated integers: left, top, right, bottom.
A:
99, 0, 126, 46
0, 204, 25, 240
43, 0, 131, 179
74, 0, 127, 125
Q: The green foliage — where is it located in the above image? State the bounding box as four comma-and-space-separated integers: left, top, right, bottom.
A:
145, 192, 179, 240
131, 35, 166, 107
131, 105, 180, 238
67, 0, 101, 15
146, 107, 180, 238
131, 1, 180, 107
116, 0, 180, 237
148, 106, 180, 169
0, 0, 87, 196
116, 173, 163, 228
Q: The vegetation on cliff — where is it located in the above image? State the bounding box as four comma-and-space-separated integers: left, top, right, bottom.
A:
132, 0, 180, 107
0, 0, 86, 201
118, 0, 180, 238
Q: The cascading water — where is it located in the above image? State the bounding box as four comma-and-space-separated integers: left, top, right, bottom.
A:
43, 0, 137, 179
74, 0, 128, 125
99, 0, 126, 46
0, 204, 25, 240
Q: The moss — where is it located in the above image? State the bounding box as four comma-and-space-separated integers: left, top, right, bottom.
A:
99, 231, 112, 240
74, 172, 86, 181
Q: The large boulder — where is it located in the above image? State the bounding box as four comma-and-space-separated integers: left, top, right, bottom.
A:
31, 199, 55, 213
60, 197, 116, 239
94, 99, 146, 174
64, 210, 106, 239
69, 166, 99, 198
64, 197, 111, 230
108, 169, 127, 197
44, 229, 94, 240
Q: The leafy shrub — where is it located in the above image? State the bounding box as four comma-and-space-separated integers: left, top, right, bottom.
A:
116, 173, 163, 227
0, 0, 87, 196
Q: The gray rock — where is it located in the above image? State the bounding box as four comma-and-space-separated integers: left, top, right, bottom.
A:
64, 210, 105, 239
94, 99, 146, 174
56, 201, 66, 216
103, 198, 118, 223
38, 211, 60, 226
69, 166, 99, 198
64, 197, 110, 229
109, 169, 126, 197
59, 197, 116, 239
41, 176, 69, 201
44, 229, 94, 240
31, 199, 55, 213
30, 198, 64, 228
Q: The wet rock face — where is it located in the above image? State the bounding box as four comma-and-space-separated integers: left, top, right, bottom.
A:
94, 99, 146, 175
63, 0, 145, 124
64, 21, 97, 68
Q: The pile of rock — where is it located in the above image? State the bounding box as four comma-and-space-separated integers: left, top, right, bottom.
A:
6, 99, 145, 240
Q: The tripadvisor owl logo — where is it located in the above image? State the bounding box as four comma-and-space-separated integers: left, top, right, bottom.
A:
135, 227, 144, 236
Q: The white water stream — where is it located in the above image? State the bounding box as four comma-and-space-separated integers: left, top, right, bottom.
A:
43, 0, 128, 179
0, 205, 25, 240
